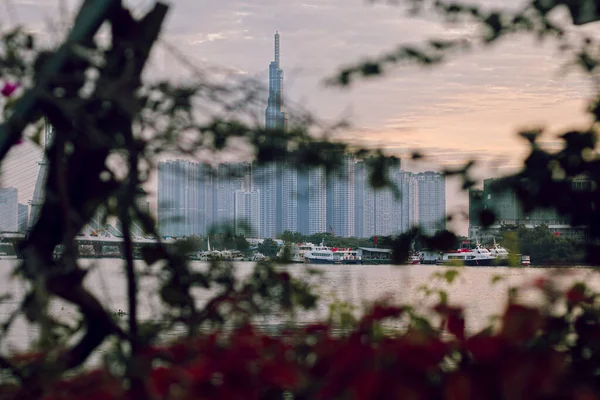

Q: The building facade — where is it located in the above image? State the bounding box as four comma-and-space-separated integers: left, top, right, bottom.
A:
214, 162, 251, 228
234, 190, 260, 237
327, 154, 355, 237
157, 160, 213, 237
397, 171, 419, 233
308, 167, 327, 235
253, 162, 277, 238
416, 172, 446, 236
470, 178, 586, 240
0, 188, 17, 232
18, 203, 28, 233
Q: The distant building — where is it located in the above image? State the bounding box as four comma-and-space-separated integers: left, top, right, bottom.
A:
18, 203, 28, 233
214, 162, 251, 228
354, 161, 366, 238
471, 177, 586, 240
157, 160, 213, 237
0, 188, 17, 232
398, 171, 419, 233
253, 162, 277, 238
468, 188, 484, 238
298, 167, 327, 235
327, 154, 355, 237
234, 190, 260, 236
308, 167, 327, 235
280, 163, 298, 233
417, 172, 446, 236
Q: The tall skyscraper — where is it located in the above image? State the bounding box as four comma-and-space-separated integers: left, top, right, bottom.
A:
265, 31, 287, 132
257, 32, 297, 238
0, 188, 18, 232
327, 154, 355, 237
18, 203, 28, 233
417, 172, 446, 235
158, 160, 213, 237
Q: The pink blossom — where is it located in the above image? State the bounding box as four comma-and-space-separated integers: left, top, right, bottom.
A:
1, 82, 19, 97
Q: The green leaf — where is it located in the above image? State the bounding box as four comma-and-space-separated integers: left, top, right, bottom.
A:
444, 269, 460, 284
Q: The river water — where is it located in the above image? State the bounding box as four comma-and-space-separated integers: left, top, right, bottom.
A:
1, 260, 599, 355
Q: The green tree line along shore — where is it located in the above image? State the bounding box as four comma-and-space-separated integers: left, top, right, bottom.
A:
189, 226, 586, 265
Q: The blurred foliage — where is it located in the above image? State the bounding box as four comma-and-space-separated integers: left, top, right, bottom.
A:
497, 224, 586, 265
2, 0, 600, 398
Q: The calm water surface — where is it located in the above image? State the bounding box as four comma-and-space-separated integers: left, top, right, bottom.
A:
1, 260, 599, 354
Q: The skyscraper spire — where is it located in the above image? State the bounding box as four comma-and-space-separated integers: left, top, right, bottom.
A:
274, 31, 280, 65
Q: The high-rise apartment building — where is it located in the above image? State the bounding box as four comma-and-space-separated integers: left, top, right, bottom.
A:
234, 190, 260, 236
327, 154, 355, 237
280, 164, 298, 233
214, 162, 251, 227
308, 167, 327, 235
18, 203, 28, 233
398, 171, 419, 233
0, 188, 18, 232
355, 160, 403, 237
157, 160, 213, 237
297, 167, 327, 235
416, 172, 446, 236
354, 161, 365, 238
253, 162, 277, 238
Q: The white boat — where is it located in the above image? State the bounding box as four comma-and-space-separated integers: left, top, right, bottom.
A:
488, 240, 509, 260
332, 248, 361, 264
304, 242, 361, 265
438, 242, 496, 266
277, 243, 316, 263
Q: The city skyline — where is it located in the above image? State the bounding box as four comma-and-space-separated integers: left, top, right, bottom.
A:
156, 157, 446, 239
0, 1, 592, 238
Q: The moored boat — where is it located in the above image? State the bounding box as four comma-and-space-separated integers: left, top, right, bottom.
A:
437, 242, 496, 266
304, 242, 362, 264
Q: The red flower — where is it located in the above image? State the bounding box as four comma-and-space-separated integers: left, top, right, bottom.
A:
1, 82, 19, 97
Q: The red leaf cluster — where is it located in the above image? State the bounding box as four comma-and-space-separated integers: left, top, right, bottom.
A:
7, 283, 600, 399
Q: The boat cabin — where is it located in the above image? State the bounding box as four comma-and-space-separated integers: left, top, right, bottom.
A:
357, 247, 392, 264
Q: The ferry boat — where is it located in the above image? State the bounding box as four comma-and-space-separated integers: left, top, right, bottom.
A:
304, 242, 362, 265
437, 242, 496, 266
276, 243, 316, 263
488, 241, 509, 261
486, 240, 531, 266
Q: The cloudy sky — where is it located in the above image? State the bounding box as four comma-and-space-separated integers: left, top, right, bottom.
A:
1, 0, 597, 234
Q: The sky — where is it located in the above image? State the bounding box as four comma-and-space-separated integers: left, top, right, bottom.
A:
0, 0, 598, 235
